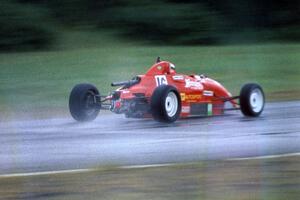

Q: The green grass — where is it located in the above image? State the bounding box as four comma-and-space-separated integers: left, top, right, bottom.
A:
1, 156, 300, 200
0, 31, 300, 119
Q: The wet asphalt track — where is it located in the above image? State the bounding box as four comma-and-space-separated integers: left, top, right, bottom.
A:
0, 101, 299, 175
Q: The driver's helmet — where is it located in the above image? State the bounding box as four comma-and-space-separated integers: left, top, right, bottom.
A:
170, 63, 176, 70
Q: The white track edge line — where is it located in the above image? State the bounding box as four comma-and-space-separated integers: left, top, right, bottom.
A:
227, 152, 300, 161
2, 153, 300, 178
0, 163, 174, 178
0, 168, 95, 178
120, 163, 174, 169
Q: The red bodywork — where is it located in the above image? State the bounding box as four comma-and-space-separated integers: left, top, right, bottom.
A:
109, 61, 237, 118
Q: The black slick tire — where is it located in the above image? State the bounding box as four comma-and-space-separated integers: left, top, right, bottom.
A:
240, 83, 265, 117
69, 83, 100, 122
150, 85, 181, 123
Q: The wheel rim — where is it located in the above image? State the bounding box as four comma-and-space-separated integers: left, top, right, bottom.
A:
165, 91, 178, 117
250, 88, 264, 113
84, 90, 97, 115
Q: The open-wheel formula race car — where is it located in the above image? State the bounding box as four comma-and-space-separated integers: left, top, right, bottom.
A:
69, 58, 265, 123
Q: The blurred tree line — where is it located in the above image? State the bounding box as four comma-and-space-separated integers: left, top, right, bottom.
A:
1, 0, 300, 51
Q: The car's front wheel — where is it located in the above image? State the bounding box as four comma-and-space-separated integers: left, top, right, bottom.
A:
69, 83, 101, 122
150, 85, 181, 123
240, 83, 265, 117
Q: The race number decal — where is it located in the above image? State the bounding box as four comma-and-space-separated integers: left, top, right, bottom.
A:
155, 75, 168, 86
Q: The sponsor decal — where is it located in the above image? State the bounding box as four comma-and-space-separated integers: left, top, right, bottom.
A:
172, 75, 184, 80
185, 79, 203, 90
180, 93, 186, 101
203, 90, 214, 96
207, 104, 213, 116
180, 93, 201, 101
181, 106, 190, 113
155, 75, 168, 86
187, 94, 202, 101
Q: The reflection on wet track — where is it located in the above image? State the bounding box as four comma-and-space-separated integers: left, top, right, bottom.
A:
0, 101, 299, 174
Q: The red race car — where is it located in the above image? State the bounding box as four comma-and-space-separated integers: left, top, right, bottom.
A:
69, 58, 265, 123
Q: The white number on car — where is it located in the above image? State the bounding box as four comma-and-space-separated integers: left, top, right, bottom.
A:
155, 75, 168, 86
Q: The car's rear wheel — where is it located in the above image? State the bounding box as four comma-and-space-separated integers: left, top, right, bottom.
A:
240, 83, 265, 117
69, 83, 101, 122
151, 85, 181, 123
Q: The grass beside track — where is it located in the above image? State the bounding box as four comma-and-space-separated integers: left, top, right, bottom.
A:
0, 31, 300, 119
1, 156, 300, 200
